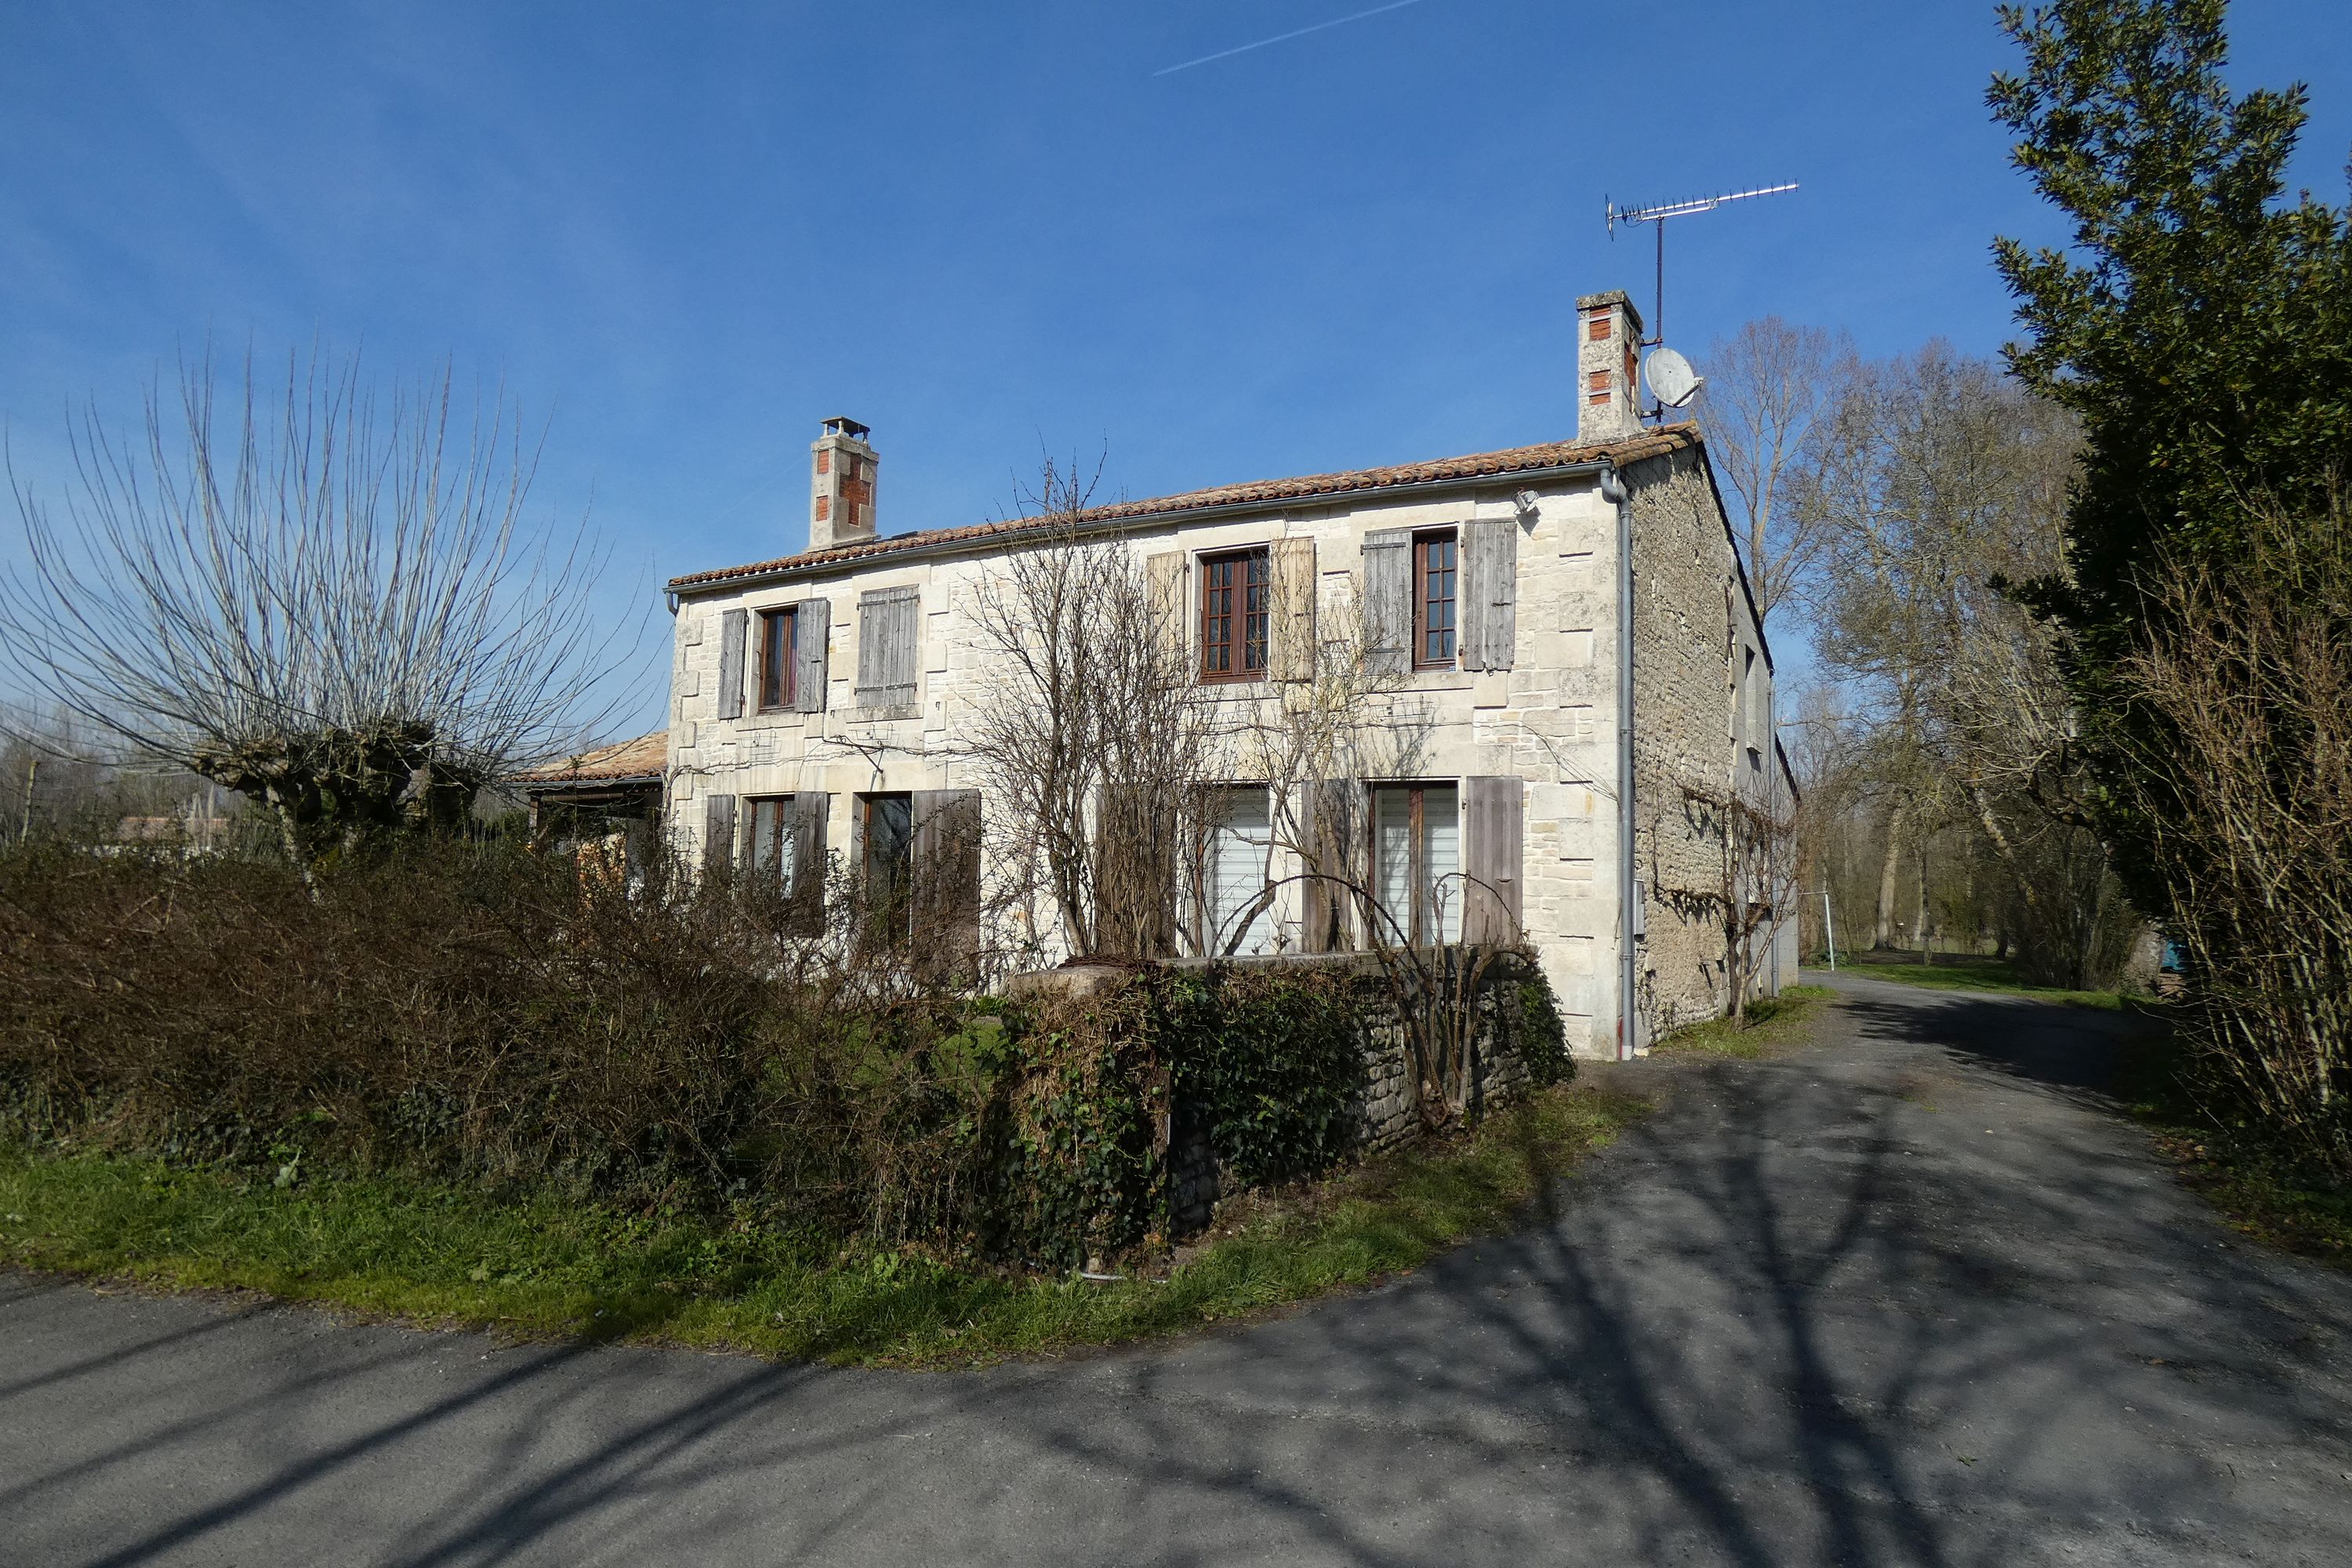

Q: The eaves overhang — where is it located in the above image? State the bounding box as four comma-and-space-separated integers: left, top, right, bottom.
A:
665, 426, 1698, 601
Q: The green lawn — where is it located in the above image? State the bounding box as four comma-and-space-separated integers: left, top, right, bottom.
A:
1651, 983, 1838, 1059
0, 1083, 1646, 1367
1833, 955, 2135, 1011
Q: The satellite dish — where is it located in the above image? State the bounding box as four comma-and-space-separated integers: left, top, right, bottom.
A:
1643, 347, 1704, 408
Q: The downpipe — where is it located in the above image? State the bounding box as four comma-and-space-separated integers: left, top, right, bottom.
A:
1601, 463, 1639, 1062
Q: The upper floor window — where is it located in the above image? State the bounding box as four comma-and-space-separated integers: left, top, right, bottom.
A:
855, 586, 920, 706
757, 607, 798, 711
1415, 530, 1457, 668
1199, 547, 1270, 682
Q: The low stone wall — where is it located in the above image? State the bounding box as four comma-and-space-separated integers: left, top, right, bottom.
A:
1166, 950, 1540, 1233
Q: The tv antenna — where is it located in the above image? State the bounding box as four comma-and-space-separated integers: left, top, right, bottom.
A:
1609, 180, 1788, 359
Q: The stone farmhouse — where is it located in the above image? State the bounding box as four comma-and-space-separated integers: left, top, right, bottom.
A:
656, 289, 1798, 1057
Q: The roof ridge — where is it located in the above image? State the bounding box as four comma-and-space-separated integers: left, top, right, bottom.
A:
670, 423, 1697, 592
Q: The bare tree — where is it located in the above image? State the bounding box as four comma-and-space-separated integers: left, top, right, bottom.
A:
1228, 577, 1518, 1128
1794, 342, 2141, 982
0, 350, 637, 869
1698, 317, 1854, 626
960, 453, 1221, 961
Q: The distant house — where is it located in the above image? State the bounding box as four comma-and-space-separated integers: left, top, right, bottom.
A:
656, 288, 1800, 1055
109, 805, 233, 855
513, 731, 667, 840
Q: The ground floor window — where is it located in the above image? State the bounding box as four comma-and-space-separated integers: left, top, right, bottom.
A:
1203, 786, 1276, 956
1372, 782, 1460, 946
748, 795, 798, 888
859, 793, 913, 935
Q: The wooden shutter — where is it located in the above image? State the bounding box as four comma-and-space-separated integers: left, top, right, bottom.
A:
855, 586, 920, 706
1459, 519, 1518, 671
715, 608, 748, 717
788, 791, 829, 931
1272, 536, 1317, 682
1299, 779, 1356, 953
793, 597, 829, 713
703, 792, 738, 875
911, 789, 982, 973
1146, 550, 1189, 663
1461, 775, 1523, 945
1361, 529, 1410, 673
1097, 782, 1177, 957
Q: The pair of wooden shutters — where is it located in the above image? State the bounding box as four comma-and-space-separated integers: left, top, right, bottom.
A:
1145, 538, 1318, 681
848, 789, 980, 971
1362, 520, 1517, 673
703, 791, 827, 902
714, 600, 830, 716
1294, 775, 1523, 950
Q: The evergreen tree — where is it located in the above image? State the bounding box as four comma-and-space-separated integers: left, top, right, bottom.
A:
1987, 0, 2352, 906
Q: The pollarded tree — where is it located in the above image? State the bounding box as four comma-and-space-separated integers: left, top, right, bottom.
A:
0, 350, 636, 868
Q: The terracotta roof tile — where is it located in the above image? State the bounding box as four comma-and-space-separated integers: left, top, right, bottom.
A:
514, 730, 669, 785
669, 424, 1698, 592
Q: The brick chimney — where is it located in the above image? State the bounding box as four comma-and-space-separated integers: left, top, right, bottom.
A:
1576, 291, 1645, 443
809, 416, 877, 550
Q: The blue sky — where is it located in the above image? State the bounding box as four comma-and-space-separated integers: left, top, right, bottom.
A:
3, 1, 2347, 726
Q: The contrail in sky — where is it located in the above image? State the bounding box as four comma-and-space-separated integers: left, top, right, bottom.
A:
1152, 0, 1427, 77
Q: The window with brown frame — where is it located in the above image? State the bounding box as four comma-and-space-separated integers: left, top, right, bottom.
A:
1198, 547, 1271, 682
1370, 782, 1461, 947
757, 606, 797, 711
747, 794, 799, 888
1414, 530, 1457, 668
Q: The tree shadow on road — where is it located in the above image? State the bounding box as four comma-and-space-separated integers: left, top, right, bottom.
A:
1838, 983, 2140, 1102
9, 1005, 2352, 1566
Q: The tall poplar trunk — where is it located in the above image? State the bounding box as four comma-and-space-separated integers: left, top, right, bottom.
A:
1916, 837, 1932, 964
1874, 800, 1907, 949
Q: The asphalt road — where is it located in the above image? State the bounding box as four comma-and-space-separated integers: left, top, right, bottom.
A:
6, 972, 2351, 1566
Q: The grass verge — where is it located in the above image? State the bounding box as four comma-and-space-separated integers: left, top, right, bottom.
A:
1835, 955, 2134, 1011
0, 1083, 1646, 1368
1650, 984, 1838, 1060
2111, 1028, 2352, 1265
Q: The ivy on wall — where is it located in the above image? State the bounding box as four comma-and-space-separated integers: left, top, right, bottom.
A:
975, 958, 1564, 1267
1513, 967, 1576, 1087
971, 966, 1364, 1267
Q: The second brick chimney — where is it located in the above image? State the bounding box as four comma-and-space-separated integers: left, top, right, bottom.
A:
1576, 292, 1645, 443
809, 416, 877, 551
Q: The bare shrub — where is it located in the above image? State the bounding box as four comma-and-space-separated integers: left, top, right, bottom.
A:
2108, 491, 2352, 1169
1667, 782, 1798, 1023
0, 828, 1402, 1265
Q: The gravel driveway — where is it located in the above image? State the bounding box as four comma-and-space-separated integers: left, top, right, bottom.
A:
5, 972, 2350, 1566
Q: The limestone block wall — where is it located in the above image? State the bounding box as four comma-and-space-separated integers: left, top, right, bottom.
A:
662, 473, 1630, 1045
1625, 445, 1782, 1033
